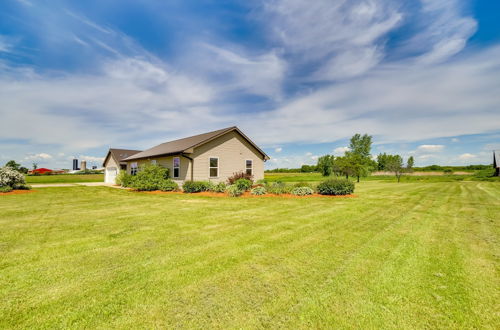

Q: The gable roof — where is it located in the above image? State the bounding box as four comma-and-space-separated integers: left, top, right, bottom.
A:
103, 148, 142, 167
123, 126, 269, 161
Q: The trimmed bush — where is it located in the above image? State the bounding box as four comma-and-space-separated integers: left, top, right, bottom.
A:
317, 179, 355, 195
227, 171, 253, 185
251, 186, 266, 195
0, 166, 26, 188
210, 182, 226, 193
227, 184, 244, 197
235, 178, 252, 191
12, 183, 31, 190
266, 182, 292, 195
0, 185, 13, 193
128, 164, 170, 191
116, 170, 134, 187
158, 179, 179, 192
291, 186, 314, 196
183, 181, 211, 193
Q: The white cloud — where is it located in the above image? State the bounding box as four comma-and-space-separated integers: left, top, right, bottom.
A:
78, 155, 105, 163
333, 146, 350, 155
274, 147, 282, 153
0, 35, 14, 53
263, 0, 402, 80
417, 145, 445, 153
25, 153, 53, 160
415, 0, 477, 64
245, 46, 500, 146
451, 138, 459, 142
458, 153, 476, 160
305, 152, 312, 156
183, 43, 286, 99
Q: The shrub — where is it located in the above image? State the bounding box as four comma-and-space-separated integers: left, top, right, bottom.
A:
210, 182, 226, 193
0, 185, 13, 193
227, 184, 244, 197
251, 186, 266, 195
227, 171, 253, 185
266, 182, 292, 195
158, 179, 179, 192
129, 164, 170, 191
0, 166, 26, 188
317, 179, 354, 195
291, 186, 314, 196
12, 183, 31, 190
235, 178, 252, 191
443, 168, 453, 174
182, 181, 211, 193
116, 170, 134, 187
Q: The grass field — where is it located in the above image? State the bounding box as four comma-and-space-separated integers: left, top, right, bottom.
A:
25, 174, 104, 184
264, 172, 498, 183
1, 182, 499, 328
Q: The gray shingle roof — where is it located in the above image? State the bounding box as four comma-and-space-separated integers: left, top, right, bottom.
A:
123, 126, 269, 161
103, 148, 142, 166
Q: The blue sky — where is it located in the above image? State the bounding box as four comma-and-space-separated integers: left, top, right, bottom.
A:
0, 0, 499, 169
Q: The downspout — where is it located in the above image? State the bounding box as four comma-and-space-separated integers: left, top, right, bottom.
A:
181, 153, 194, 181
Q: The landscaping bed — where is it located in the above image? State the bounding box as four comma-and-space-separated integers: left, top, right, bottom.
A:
140, 190, 357, 198
0, 189, 36, 196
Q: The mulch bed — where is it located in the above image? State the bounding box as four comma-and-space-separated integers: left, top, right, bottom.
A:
0, 190, 36, 196
140, 190, 357, 198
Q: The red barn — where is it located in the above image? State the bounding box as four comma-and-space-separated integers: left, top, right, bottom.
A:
29, 168, 54, 175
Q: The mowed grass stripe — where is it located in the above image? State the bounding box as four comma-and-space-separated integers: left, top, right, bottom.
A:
0, 182, 498, 329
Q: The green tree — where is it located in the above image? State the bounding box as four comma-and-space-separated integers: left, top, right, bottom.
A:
406, 156, 414, 173
5, 160, 21, 171
377, 153, 390, 171
385, 154, 404, 182
32, 162, 38, 170
300, 164, 317, 173
317, 155, 335, 176
347, 133, 374, 182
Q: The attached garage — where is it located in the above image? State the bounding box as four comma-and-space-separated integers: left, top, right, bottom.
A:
102, 148, 141, 184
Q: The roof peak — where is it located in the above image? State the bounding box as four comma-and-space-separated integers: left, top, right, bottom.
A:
123, 126, 268, 161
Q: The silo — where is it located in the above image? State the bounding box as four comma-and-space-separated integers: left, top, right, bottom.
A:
81, 160, 87, 171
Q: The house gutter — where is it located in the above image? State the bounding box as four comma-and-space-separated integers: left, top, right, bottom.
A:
181, 153, 194, 181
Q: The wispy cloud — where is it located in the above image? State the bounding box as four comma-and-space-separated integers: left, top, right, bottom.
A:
417, 145, 445, 153
333, 147, 350, 155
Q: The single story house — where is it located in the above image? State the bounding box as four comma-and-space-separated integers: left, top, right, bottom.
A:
102, 149, 142, 183
103, 126, 269, 184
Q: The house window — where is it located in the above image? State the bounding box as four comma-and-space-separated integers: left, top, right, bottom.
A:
151, 159, 157, 165
246, 159, 253, 176
209, 157, 218, 178
173, 157, 180, 178
131, 162, 138, 176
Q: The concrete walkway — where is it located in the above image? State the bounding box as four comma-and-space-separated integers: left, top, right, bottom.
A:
30, 182, 116, 188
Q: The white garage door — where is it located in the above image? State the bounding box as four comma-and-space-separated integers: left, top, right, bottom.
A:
105, 167, 117, 184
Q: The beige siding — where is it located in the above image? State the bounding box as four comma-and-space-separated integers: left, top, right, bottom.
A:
191, 130, 265, 182
104, 155, 120, 184
124, 130, 265, 183
127, 155, 192, 184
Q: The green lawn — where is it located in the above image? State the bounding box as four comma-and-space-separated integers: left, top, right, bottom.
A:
25, 174, 104, 184
1, 182, 499, 328
264, 172, 498, 183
